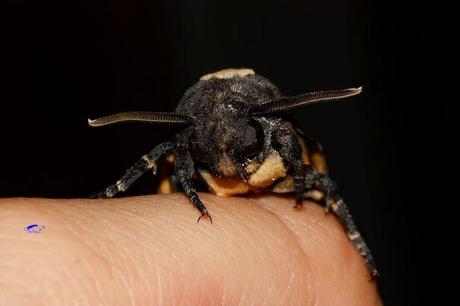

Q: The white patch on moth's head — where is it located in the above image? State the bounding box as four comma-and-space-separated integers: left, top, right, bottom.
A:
200, 68, 255, 80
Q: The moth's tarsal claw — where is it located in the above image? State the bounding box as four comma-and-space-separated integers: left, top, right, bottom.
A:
294, 194, 303, 208
197, 210, 213, 224
294, 202, 303, 209
89, 191, 109, 199
324, 200, 332, 214
370, 269, 380, 280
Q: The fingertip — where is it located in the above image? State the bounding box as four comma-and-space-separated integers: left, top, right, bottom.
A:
252, 195, 382, 305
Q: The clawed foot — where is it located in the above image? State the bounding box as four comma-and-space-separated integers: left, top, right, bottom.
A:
294, 193, 304, 209
294, 203, 303, 209
370, 269, 380, 280
89, 190, 109, 199
324, 199, 332, 214
197, 209, 213, 224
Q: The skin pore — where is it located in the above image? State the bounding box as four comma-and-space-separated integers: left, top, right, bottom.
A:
0, 194, 381, 305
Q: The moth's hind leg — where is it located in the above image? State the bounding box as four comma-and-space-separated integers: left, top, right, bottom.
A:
303, 165, 379, 278
92, 142, 176, 198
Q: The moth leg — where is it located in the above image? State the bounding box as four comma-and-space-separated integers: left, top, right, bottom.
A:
92, 142, 176, 198
174, 146, 212, 223
304, 165, 379, 278
274, 128, 378, 277
273, 127, 306, 207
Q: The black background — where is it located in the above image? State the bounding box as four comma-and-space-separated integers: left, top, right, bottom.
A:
3, 0, 455, 304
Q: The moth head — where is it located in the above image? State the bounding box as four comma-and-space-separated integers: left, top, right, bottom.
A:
188, 100, 265, 177
188, 85, 363, 177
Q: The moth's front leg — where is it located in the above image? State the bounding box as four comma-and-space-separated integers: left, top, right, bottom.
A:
174, 145, 212, 223
92, 142, 176, 198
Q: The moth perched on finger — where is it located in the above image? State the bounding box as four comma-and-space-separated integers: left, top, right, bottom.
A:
88, 68, 378, 278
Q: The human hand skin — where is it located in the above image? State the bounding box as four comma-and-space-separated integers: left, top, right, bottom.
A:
0, 194, 381, 306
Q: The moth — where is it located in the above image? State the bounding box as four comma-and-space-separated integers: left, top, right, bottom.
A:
89, 68, 378, 277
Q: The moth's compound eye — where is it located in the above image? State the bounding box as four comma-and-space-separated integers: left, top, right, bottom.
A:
189, 130, 211, 163
242, 120, 264, 157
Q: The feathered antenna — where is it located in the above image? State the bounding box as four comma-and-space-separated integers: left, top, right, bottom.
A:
88, 111, 194, 127
251, 87, 363, 116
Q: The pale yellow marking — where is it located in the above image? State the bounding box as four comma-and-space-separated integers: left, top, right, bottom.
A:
311, 152, 328, 175
272, 177, 325, 201
217, 153, 238, 176
304, 190, 324, 201
142, 155, 157, 169
200, 68, 255, 80
348, 232, 361, 240
165, 154, 175, 164
330, 201, 339, 212
247, 152, 287, 189
158, 178, 172, 194
199, 152, 287, 195
297, 136, 311, 165
116, 180, 126, 192
272, 176, 294, 193
244, 161, 260, 175
199, 170, 250, 196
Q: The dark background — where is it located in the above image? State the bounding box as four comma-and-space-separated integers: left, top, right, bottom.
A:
3, 0, 455, 304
